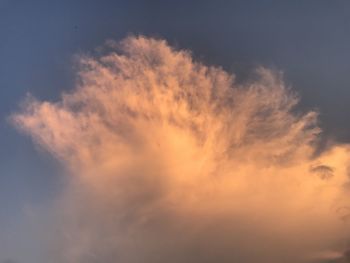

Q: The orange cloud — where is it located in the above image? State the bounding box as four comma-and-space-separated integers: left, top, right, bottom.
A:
13, 36, 350, 263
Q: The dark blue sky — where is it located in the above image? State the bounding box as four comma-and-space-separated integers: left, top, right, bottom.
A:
1, 1, 350, 262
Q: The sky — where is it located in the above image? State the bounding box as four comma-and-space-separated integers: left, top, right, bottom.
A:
2, 1, 350, 262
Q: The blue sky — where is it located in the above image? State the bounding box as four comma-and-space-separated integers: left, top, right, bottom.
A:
1, 1, 350, 262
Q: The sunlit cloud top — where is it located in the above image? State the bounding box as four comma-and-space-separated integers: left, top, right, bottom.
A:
13, 36, 350, 263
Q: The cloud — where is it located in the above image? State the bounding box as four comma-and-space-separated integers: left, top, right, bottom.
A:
12, 36, 350, 263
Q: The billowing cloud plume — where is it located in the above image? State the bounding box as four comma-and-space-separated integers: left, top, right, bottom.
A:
12, 36, 350, 263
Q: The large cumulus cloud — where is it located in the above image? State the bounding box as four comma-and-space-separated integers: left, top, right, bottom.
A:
13, 36, 350, 263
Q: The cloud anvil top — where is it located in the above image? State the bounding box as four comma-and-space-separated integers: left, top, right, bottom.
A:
12, 36, 350, 263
